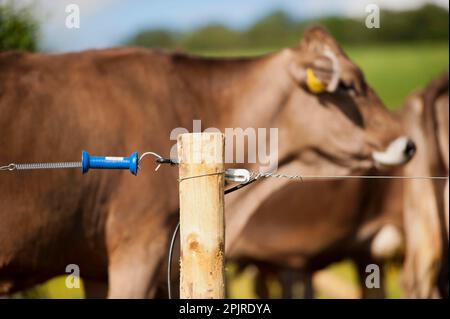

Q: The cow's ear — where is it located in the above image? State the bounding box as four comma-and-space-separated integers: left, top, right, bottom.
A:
300, 25, 344, 55
288, 25, 342, 93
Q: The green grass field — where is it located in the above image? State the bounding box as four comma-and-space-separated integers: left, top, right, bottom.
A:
18, 42, 448, 299
346, 43, 449, 109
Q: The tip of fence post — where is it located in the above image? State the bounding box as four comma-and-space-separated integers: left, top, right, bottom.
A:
177, 132, 225, 165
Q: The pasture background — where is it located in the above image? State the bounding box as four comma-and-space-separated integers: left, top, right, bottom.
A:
2, 2, 448, 298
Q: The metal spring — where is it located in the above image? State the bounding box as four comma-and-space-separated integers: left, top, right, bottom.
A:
250, 171, 448, 181
252, 171, 304, 181
14, 162, 82, 170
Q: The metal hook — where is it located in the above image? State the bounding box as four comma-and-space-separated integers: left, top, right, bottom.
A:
138, 152, 165, 171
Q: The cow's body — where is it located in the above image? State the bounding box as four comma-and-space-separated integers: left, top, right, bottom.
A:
401, 71, 449, 298
0, 48, 185, 296
0, 27, 413, 297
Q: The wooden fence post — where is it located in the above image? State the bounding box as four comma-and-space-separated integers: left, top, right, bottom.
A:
177, 132, 225, 299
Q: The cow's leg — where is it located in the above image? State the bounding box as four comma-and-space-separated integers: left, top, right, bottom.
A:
106, 209, 169, 299
279, 269, 294, 299
303, 272, 314, 299
84, 280, 108, 299
104, 172, 177, 299
107, 238, 166, 298
254, 267, 270, 299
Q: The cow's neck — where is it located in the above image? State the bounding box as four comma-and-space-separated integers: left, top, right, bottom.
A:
169, 49, 294, 130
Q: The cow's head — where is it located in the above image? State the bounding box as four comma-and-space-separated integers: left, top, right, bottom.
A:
275, 26, 415, 173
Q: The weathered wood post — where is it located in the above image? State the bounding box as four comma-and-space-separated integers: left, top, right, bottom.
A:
177, 132, 225, 299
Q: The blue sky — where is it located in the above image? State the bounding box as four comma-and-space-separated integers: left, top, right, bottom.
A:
10, 0, 450, 52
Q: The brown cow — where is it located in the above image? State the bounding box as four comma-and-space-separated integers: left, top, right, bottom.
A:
401, 71, 448, 298
229, 72, 448, 299
0, 26, 414, 298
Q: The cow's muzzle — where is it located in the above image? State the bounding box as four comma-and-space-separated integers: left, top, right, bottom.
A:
372, 136, 416, 166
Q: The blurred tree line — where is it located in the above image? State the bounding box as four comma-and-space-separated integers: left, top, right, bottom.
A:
0, 3, 447, 53
0, 3, 38, 51
127, 4, 449, 51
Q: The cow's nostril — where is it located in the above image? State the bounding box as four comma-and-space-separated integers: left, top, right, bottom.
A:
404, 139, 416, 158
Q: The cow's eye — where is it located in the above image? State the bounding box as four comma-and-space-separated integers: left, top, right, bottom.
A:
338, 81, 356, 96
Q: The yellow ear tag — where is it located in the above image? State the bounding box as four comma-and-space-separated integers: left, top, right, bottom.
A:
306, 68, 326, 94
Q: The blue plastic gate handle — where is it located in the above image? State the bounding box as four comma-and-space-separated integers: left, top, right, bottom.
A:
81, 151, 138, 175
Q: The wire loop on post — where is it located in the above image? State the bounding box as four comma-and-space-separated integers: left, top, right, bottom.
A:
0, 163, 16, 171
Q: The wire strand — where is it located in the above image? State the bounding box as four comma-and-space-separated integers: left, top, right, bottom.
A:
178, 171, 225, 182
252, 172, 448, 181
167, 222, 179, 299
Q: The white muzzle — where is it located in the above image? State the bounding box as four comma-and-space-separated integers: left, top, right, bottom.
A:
372, 136, 416, 167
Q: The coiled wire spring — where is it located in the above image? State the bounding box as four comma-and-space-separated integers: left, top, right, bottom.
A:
1, 162, 82, 171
